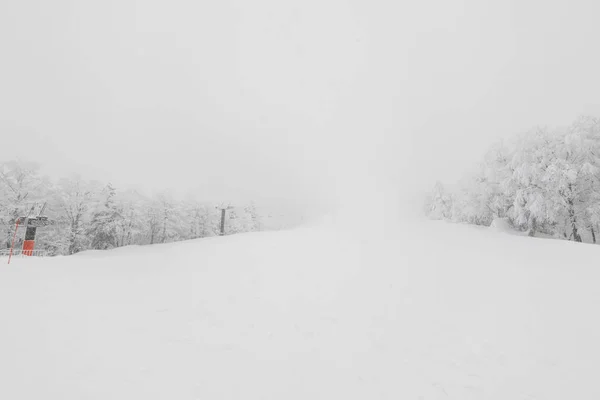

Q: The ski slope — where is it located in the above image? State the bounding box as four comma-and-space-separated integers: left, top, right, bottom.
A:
1, 219, 599, 399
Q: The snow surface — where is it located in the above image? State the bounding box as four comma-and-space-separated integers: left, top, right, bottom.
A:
1, 219, 599, 399
488, 218, 527, 237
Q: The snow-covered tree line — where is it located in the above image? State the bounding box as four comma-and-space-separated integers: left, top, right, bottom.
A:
0, 160, 262, 255
425, 115, 600, 243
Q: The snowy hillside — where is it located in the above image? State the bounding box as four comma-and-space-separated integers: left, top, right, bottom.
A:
1, 219, 599, 399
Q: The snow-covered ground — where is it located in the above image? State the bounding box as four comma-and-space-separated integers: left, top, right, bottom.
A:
1, 218, 599, 399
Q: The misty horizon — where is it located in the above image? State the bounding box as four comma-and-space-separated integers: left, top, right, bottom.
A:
3, 0, 600, 216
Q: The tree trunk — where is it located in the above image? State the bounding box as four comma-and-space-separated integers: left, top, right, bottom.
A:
591, 226, 596, 244
528, 217, 537, 237
567, 199, 582, 242
565, 185, 582, 242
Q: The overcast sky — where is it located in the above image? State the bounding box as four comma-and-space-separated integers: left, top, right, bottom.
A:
2, 0, 600, 213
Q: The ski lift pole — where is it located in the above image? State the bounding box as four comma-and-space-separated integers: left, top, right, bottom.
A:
7, 219, 20, 265
220, 208, 226, 236
216, 203, 233, 236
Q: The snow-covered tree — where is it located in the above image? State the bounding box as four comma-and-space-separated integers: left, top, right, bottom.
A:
110, 189, 148, 247
427, 181, 453, 220
0, 158, 276, 255
54, 176, 97, 254
187, 203, 212, 239
0, 160, 48, 248
481, 141, 513, 219
545, 116, 600, 241
226, 208, 243, 235
428, 115, 600, 244
144, 205, 162, 245
242, 202, 262, 232
87, 184, 123, 250
506, 127, 558, 235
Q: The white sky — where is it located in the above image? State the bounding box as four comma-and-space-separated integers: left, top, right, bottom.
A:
2, 0, 600, 213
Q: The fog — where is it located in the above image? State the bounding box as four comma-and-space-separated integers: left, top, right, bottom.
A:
2, 0, 600, 219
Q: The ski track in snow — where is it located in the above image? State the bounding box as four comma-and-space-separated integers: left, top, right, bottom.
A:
0, 220, 599, 399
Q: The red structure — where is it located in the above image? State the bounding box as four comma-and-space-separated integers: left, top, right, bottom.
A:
21, 216, 51, 256
8, 215, 53, 263
22, 224, 37, 256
